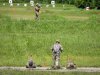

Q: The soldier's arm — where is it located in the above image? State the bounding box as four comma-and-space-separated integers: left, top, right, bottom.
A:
60, 45, 63, 52
51, 47, 54, 51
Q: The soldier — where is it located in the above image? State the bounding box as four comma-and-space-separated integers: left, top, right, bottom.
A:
26, 55, 36, 68
66, 59, 76, 69
34, 3, 40, 20
51, 40, 63, 69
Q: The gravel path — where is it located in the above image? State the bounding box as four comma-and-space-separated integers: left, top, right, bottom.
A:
0, 67, 100, 72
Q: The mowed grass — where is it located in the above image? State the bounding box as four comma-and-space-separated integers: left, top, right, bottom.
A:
0, 70, 100, 75
0, 4, 100, 67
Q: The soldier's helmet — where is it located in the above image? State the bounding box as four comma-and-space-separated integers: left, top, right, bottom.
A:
36, 3, 41, 8
56, 40, 60, 43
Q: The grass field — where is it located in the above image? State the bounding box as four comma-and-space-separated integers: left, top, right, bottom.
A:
0, 4, 100, 67
0, 70, 100, 75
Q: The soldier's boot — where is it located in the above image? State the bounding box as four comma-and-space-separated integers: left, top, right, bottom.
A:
26, 65, 29, 68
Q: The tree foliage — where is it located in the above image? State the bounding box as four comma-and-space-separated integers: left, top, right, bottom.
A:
0, 0, 99, 9
74, 0, 100, 9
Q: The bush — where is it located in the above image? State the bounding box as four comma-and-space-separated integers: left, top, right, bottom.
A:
74, 0, 98, 9
96, 0, 100, 10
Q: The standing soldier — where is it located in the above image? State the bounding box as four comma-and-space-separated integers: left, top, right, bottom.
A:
34, 3, 40, 20
51, 40, 63, 69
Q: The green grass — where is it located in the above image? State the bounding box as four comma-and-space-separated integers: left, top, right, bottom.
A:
0, 70, 100, 75
0, 4, 100, 67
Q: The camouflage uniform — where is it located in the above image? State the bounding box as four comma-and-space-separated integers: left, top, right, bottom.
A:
67, 60, 76, 69
34, 3, 40, 20
26, 56, 36, 68
51, 41, 63, 67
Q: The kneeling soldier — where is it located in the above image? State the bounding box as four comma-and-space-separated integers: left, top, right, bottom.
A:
66, 59, 76, 69
26, 55, 36, 68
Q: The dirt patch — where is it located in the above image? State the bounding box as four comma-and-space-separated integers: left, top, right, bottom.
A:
0, 67, 100, 72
